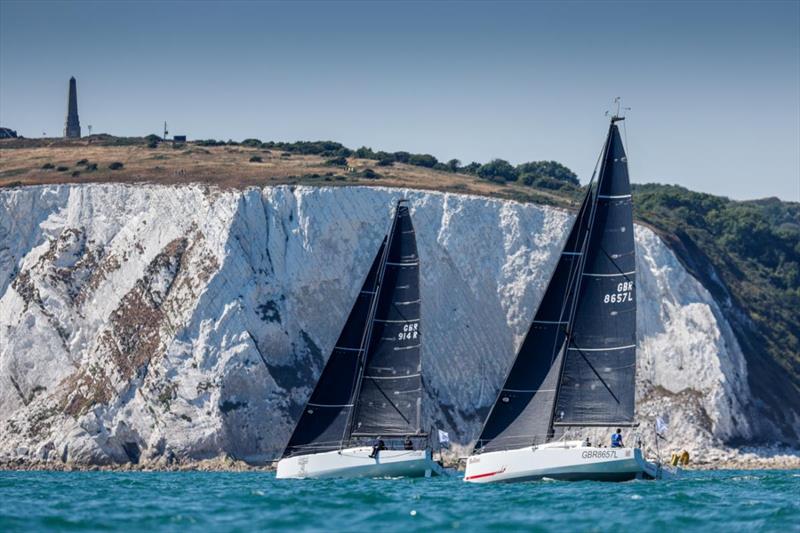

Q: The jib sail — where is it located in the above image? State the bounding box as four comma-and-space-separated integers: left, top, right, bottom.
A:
282, 238, 387, 457
475, 185, 594, 452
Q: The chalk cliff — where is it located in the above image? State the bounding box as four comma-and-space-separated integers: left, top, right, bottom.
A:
0, 184, 794, 466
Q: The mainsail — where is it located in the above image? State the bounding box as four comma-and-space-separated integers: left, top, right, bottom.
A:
554, 121, 636, 427
475, 119, 636, 452
350, 203, 422, 437
282, 201, 421, 457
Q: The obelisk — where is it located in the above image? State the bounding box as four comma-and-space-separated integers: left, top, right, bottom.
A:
64, 77, 81, 138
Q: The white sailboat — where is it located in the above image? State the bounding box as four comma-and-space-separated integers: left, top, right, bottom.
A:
277, 200, 445, 479
465, 114, 668, 483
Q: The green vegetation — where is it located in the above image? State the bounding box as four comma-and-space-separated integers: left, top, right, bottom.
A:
632, 184, 800, 418
108, 162, 124, 170
41, 163, 54, 170
478, 159, 518, 182
56, 166, 69, 172
249, 155, 263, 163
325, 156, 348, 167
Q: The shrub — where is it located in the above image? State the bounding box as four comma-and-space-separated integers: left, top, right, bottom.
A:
56, 166, 69, 172
325, 156, 348, 166
147, 140, 158, 149
517, 161, 578, 186
355, 146, 376, 159
361, 168, 379, 179
41, 163, 55, 170
433, 163, 449, 171
145, 134, 161, 143
377, 158, 394, 167
478, 159, 518, 182
446, 159, 461, 172
86, 163, 98, 171
71, 171, 81, 177
249, 155, 263, 163
524, 174, 576, 191
393, 151, 411, 163
461, 162, 481, 174
76, 159, 89, 166
242, 138, 263, 148
109, 162, 124, 170
408, 153, 438, 168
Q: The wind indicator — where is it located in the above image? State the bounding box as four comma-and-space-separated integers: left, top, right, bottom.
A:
605, 96, 631, 122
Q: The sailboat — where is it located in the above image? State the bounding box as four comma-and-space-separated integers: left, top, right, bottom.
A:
276, 200, 445, 479
464, 115, 665, 483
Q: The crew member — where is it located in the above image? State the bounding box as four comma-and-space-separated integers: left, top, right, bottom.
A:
404, 436, 414, 450
584, 437, 591, 448
369, 436, 386, 458
611, 428, 624, 448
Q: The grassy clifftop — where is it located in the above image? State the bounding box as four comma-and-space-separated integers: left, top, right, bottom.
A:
2, 135, 798, 441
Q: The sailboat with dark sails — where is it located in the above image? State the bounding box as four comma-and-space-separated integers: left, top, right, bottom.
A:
276, 200, 444, 479
464, 115, 664, 482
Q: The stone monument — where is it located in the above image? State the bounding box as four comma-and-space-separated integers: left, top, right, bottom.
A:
64, 77, 81, 138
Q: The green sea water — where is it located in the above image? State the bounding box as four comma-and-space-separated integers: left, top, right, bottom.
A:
1, 470, 798, 532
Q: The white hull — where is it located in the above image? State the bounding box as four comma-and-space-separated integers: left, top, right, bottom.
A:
464, 441, 666, 483
276, 447, 445, 479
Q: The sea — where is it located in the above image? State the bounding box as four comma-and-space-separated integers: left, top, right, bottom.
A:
1, 470, 798, 532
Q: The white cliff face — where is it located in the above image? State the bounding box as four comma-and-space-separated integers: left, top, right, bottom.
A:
0, 184, 754, 464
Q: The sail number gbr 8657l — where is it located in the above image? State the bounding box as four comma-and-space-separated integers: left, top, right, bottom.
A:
603, 281, 634, 304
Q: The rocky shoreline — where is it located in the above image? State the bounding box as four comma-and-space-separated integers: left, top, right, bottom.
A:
2, 447, 799, 473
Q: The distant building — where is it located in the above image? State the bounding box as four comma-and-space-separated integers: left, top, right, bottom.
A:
173, 135, 187, 142
0, 127, 17, 139
64, 77, 81, 138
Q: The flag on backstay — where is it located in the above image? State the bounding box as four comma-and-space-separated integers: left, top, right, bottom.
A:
656, 417, 668, 439
438, 430, 450, 448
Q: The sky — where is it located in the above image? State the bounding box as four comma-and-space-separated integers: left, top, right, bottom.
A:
1, 0, 798, 201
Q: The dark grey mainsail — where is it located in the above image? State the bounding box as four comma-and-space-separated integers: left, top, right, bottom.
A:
475, 118, 636, 452
282, 201, 421, 457
283, 238, 387, 457
553, 122, 636, 427
350, 203, 422, 437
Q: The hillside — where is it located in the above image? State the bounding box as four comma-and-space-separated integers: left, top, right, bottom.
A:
1, 136, 798, 461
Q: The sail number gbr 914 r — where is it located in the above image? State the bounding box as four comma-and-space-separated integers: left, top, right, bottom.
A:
398, 322, 419, 341
603, 281, 634, 304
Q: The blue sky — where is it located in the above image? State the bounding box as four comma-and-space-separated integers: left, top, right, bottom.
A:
1, 0, 798, 200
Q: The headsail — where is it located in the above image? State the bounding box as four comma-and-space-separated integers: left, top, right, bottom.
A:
282, 238, 387, 457
475, 118, 637, 452
475, 185, 594, 452
553, 121, 636, 427
350, 203, 423, 437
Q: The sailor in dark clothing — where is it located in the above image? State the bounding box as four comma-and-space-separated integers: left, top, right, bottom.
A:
403, 436, 414, 450
369, 437, 386, 458
611, 428, 624, 448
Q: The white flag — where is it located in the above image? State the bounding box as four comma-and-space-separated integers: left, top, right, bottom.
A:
438, 429, 450, 448
655, 417, 668, 437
